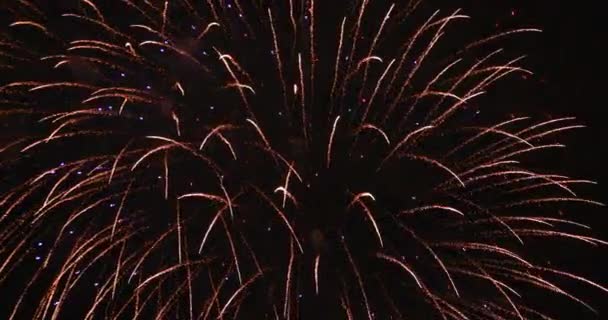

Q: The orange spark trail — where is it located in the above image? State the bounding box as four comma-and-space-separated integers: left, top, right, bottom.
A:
376, 253, 423, 288
220, 176, 234, 219
326, 116, 340, 167
118, 98, 128, 114
288, 0, 296, 36
314, 254, 320, 295
196, 205, 229, 254
398, 223, 460, 297
170, 112, 181, 137
297, 53, 308, 144
445, 117, 530, 158
220, 216, 242, 285
202, 266, 231, 320
163, 150, 169, 199
358, 124, 390, 145
111, 180, 133, 240
379, 125, 434, 169
216, 271, 263, 319
405, 155, 465, 187
161, 1, 168, 35
216, 50, 253, 115
267, 9, 288, 111
10, 21, 51, 37
82, 0, 104, 22
342, 239, 373, 320
330, 17, 346, 108
346, 0, 370, 72
283, 241, 294, 318
252, 187, 303, 253
277, 165, 294, 208
401, 205, 464, 217
309, 0, 317, 101
360, 59, 395, 124
131, 145, 173, 170
385, 10, 439, 97
465, 28, 542, 51
349, 192, 383, 247
196, 22, 220, 39
62, 14, 131, 39
200, 124, 236, 150
217, 133, 237, 160
111, 242, 126, 299
243, 119, 269, 149
359, 4, 395, 101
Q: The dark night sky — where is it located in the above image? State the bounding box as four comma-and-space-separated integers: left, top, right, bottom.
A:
464, 1, 608, 317
1, 1, 606, 319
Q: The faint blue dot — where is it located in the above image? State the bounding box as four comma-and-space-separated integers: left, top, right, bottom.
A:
202, 51, 208, 56
69, 230, 74, 235
109, 203, 116, 208
37, 242, 43, 247
35, 256, 41, 261
108, 105, 113, 110
227, 4, 232, 8
94, 282, 99, 287
160, 48, 165, 53
120, 73, 125, 77
75, 270, 81, 275
77, 171, 82, 175
97, 107, 102, 111
139, 116, 144, 121
146, 85, 151, 90
60, 162, 65, 166
164, 40, 169, 44
191, 25, 196, 30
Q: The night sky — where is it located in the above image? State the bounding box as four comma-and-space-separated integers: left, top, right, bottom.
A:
463, 1, 608, 316
465, 1, 608, 317
1, 1, 606, 319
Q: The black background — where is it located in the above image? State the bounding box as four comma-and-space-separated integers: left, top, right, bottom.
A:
1, 1, 606, 318
460, 1, 607, 317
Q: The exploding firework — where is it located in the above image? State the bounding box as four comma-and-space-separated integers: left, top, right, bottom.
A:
0, 0, 605, 319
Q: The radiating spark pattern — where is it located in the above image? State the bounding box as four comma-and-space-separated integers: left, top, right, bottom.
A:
0, 0, 605, 319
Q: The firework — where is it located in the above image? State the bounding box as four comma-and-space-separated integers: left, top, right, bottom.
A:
0, 0, 605, 319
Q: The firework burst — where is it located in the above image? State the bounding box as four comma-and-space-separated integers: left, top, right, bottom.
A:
0, 0, 605, 319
